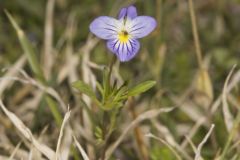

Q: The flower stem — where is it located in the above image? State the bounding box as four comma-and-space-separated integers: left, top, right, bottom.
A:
100, 59, 115, 160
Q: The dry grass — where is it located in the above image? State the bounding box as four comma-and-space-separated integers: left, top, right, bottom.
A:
0, 0, 240, 160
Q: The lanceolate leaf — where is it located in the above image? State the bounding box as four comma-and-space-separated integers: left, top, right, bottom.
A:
72, 81, 95, 97
128, 80, 156, 97
72, 81, 99, 104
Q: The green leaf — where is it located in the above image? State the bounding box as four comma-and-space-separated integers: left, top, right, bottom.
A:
94, 126, 103, 144
96, 82, 104, 98
113, 86, 128, 101
128, 80, 156, 97
72, 80, 96, 99
72, 81, 101, 107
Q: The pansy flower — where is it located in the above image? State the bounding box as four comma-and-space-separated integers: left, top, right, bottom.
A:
89, 5, 157, 62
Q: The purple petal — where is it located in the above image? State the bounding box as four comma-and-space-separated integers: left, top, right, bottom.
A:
129, 16, 157, 38
107, 39, 140, 62
118, 5, 137, 19
89, 16, 120, 40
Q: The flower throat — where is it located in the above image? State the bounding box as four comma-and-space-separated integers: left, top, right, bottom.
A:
118, 30, 130, 43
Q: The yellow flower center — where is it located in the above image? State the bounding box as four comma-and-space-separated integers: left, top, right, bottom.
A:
118, 30, 130, 43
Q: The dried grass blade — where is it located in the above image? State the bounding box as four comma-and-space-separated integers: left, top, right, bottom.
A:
222, 65, 236, 132
0, 55, 26, 97
73, 136, 90, 160
145, 133, 182, 160
0, 100, 55, 160
0, 155, 16, 160
55, 109, 71, 160
195, 124, 215, 160
8, 142, 22, 160
104, 107, 174, 160
43, 0, 55, 79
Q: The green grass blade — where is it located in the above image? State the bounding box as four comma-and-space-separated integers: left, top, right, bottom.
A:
5, 10, 63, 127
45, 95, 62, 126
5, 10, 44, 82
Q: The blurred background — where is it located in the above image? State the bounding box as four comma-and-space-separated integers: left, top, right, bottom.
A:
0, 0, 240, 159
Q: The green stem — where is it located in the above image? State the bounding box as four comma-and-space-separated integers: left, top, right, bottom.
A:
100, 111, 117, 160
100, 61, 117, 160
